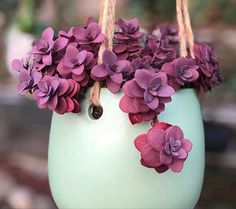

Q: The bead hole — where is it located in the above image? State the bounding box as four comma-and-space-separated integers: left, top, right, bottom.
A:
88, 105, 103, 120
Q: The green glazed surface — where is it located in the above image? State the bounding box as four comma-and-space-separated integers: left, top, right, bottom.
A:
48, 88, 205, 209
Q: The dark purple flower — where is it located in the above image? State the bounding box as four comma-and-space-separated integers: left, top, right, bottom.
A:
113, 18, 143, 60
160, 24, 179, 45
73, 22, 105, 45
131, 56, 153, 70
91, 50, 133, 93
12, 59, 42, 95
116, 18, 143, 40
193, 44, 218, 77
33, 76, 80, 114
193, 44, 223, 91
134, 122, 192, 173
144, 36, 177, 68
162, 57, 199, 90
57, 45, 95, 86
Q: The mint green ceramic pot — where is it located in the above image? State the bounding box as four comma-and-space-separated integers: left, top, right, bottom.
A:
48, 88, 204, 209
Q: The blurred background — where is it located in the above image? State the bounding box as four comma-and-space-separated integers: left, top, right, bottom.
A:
0, 0, 236, 208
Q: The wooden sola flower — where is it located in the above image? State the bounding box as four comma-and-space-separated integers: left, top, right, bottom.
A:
12, 17, 223, 174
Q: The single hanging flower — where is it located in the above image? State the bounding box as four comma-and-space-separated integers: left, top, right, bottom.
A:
91, 50, 133, 93
162, 57, 199, 90
134, 122, 192, 173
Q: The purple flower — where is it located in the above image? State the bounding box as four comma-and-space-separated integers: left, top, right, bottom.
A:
160, 24, 179, 45
73, 22, 105, 45
144, 36, 177, 68
113, 18, 143, 60
134, 122, 192, 173
30, 27, 55, 65
11, 59, 42, 95
33, 76, 81, 114
135, 70, 174, 110
119, 70, 175, 123
57, 45, 95, 86
91, 50, 133, 93
162, 57, 199, 90
193, 44, 223, 91
193, 44, 218, 77
116, 18, 143, 40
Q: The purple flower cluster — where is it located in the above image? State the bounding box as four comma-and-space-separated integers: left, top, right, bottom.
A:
12, 17, 223, 116
12, 19, 105, 114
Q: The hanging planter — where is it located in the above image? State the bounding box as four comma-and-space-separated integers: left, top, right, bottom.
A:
11, 0, 223, 208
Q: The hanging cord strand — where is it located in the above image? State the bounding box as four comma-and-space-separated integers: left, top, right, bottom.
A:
176, 0, 187, 57
89, 0, 116, 107
176, 0, 195, 58
182, 0, 195, 58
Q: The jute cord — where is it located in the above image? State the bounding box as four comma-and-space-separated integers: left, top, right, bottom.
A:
89, 0, 116, 107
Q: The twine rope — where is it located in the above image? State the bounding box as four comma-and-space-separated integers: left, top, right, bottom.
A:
89, 0, 116, 107
176, 0, 195, 58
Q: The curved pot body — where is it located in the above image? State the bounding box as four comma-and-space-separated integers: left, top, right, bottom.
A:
48, 88, 205, 209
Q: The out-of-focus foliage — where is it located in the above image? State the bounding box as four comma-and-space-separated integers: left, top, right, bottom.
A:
191, 0, 236, 25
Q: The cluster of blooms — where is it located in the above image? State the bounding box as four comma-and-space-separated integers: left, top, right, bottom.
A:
12, 17, 223, 173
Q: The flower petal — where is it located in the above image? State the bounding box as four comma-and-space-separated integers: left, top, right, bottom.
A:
160, 149, 173, 165
42, 53, 52, 65
119, 95, 138, 113
147, 97, 159, 110
147, 128, 165, 151
182, 139, 192, 152
102, 50, 117, 65
168, 159, 184, 172
42, 27, 54, 42
157, 85, 175, 97
106, 77, 120, 93
122, 80, 144, 98
134, 134, 148, 151
135, 70, 152, 89
165, 126, 184, 142
141, 144, 162, 168
91, 64, 108, 80
110, 73, 123, 84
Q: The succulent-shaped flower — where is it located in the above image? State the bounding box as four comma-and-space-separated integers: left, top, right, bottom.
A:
193, 44, 223, 92
73, 21, 105, 46
162, 57, 199, 90
119, 70, 175, 124
12, 59, 42, 95
160, 24, 179, 46
116, 18, 143, 40
91, 50, 133, 93
134, 122, 192, 173
57, 45, 95, 86
193, 44, 218, 77
33, 76, 80, 114
114, 18, 143, 60
144, 36, 177, 68
30, 27, 55, 65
